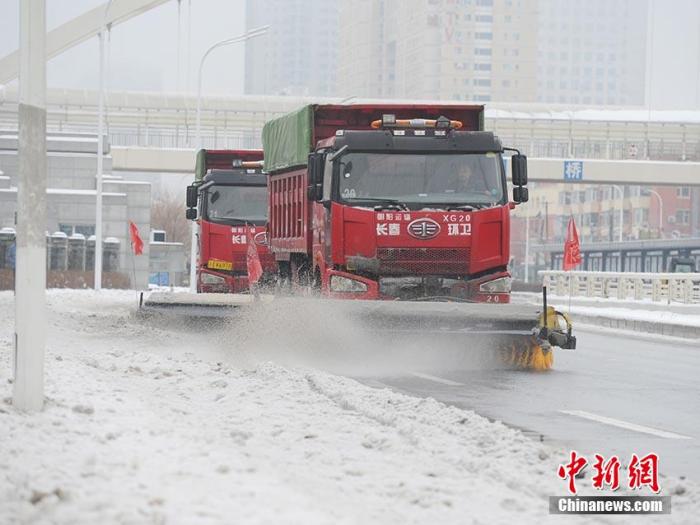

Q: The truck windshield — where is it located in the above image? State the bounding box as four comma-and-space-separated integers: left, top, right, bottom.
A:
204, 185, 267, 224
336, 152, 504, 207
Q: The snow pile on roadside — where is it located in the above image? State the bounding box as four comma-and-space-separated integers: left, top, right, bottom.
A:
0, 290, 697, 524
516, 291, 700, 328
562, 305, 700, 328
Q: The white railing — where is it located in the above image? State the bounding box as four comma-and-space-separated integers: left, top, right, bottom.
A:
539, 270, 700, 304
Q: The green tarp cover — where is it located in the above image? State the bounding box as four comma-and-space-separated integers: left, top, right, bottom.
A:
262, 105, 313, 173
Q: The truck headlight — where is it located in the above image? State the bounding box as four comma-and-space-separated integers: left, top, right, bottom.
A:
330, 275, 368, 293
200, 272, 226, 285
479, 277, 512, 293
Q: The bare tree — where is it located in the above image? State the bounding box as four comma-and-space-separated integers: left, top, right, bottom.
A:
151, 190, 190, 253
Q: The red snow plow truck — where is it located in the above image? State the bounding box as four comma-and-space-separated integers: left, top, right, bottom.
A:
185, 149, 276, 293
262, 104, 525, 302
260, 104, 576, 369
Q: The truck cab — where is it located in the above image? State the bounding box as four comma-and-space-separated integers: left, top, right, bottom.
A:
263, 105, 528, 303
186, 149, 276, 293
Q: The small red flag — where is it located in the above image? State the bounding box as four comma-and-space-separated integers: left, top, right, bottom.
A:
128, 221, 144, 256
246, 226, 263, 286
563, 217, 582, 271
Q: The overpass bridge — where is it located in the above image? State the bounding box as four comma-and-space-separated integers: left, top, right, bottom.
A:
108, 145, 700, 186
1, 88, 699, 183
1, 127, 698, 185
1, 87, 699, 162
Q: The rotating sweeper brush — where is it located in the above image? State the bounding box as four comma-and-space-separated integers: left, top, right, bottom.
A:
140, 287, 574, 371
318, 286, 575, 371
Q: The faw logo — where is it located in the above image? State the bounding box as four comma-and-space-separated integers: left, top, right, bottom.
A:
407, 218, 441, 240
253, 231, 269, 246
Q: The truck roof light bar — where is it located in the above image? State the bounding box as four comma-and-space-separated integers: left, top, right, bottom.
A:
232, 159, 264, 169
371, 115, 463, 130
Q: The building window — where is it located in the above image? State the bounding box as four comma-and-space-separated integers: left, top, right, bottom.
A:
676, 210, 690, 225
474, 79, 491, 87
474, 48, 492, 56
475, 32, 493, 40
58, 224, 95, 237
474, 63, 491, 71
677, 187, 691, 198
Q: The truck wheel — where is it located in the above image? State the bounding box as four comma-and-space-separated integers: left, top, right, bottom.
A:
276, 261, 292, 294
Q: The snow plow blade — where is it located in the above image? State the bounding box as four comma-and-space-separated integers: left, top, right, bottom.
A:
138, 292, 272, 318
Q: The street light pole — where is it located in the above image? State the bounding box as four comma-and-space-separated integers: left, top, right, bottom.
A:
14, 0, 47, 411
94, 0, 114, 291
189, 26, 269, 292
612, 185, 624, 243
647, 188, 664, 238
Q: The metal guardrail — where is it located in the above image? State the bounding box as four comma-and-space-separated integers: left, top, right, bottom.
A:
539, 270, 700, 304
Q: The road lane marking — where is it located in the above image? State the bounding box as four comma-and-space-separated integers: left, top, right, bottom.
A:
559, 410, 692, 440
409, 372, 464, 387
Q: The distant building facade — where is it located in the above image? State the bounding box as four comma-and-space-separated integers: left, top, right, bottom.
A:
536, 0, 648, 106
244, 0, 338, 96
332, 0, 650, 106
0, 132, 154, 289
336, 0, 537, 103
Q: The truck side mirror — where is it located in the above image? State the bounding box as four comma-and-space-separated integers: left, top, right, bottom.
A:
307, 153, 325, 201
513, 186, 529, 203
186, 185, 198, 208
185, 207, 197, 220
511, 154, 528, 186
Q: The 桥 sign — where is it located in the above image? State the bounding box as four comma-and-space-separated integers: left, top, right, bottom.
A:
563, 160, 583, 181
564, 160, 583, 180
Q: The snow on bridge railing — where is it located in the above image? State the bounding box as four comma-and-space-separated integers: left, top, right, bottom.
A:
539, 270, 700, 304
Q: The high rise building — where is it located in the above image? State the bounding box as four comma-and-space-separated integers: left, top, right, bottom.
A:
244, 0, 338, 96
336, 0, 650, 106
337, 0, 538, 102
536, 0, 648, 106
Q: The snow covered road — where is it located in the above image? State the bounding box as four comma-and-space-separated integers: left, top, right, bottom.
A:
1, 290, 698, 524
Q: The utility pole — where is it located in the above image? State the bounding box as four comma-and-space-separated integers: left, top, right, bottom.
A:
94, 0, 114, 291
14, 0, 47, 411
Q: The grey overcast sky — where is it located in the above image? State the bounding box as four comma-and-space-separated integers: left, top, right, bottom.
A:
0, 0, 247, 95
0, 0, 699, 108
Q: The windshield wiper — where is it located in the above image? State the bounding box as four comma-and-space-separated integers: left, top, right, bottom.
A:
347, 197, 409, 211
211, 217, 259, 226
416, 203, 492, 211
446, 204, 492, 211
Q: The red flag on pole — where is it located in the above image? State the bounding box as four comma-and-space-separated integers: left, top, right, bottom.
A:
246, 226, 263, 286
128, 221, 144, 256
563, 216, 582, 271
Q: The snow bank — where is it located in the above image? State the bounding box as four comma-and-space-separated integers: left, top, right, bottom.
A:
517, 292, 700, 328
0, 290, 698, 524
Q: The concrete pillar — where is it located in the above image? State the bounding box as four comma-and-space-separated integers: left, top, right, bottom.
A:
14, 0, 47, 411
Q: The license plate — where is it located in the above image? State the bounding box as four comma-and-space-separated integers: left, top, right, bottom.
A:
207, 259, 232, 271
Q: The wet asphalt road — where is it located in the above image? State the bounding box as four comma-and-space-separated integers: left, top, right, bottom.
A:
359, 327, 700, 481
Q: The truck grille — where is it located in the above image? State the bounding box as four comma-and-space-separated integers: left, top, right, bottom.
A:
231, 252, 277, 273
376, 247, 470, 275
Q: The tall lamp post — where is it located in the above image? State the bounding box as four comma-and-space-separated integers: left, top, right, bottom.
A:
94, 0, 114, 291
188, 26, 269, 292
